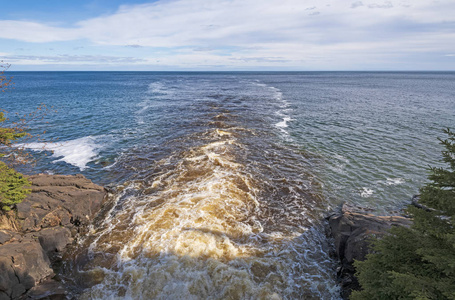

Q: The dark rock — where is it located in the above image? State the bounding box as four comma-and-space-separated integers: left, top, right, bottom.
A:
0, 238, 53, 298
0, 231, 12, 245
19, 279, 67, 300
328, 203, 412, 299
0, 174, 106, 299
36, 228, 72, 259
16, 174, 106, 232
410, 194, 435, 212
0, 291, 10, 300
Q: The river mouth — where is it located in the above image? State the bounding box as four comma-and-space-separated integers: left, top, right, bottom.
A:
60, 105, 339, 299
7, 71, 455, 299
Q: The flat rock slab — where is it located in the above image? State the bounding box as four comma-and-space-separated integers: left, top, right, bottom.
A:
16, 174, 105, 232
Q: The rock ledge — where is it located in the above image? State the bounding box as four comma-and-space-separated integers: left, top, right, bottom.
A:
0, 174, 106, 300
328, 203, 412, 299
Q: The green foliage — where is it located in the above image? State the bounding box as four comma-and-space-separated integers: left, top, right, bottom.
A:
352, 129, 455, 300
0, 162, 30, 211
0, 61, 31, 211
0, 112, 27, 150
0, 114, 31, 211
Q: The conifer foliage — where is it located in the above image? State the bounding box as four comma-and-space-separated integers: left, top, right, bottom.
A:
0, 62, 30, 211
352, 129, 455, 299
0, 161, 30, 211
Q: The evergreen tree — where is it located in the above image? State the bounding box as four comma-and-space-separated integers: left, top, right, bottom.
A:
0, 160, 31, 211
352, 129, 455, 299
0, 62, 31, 211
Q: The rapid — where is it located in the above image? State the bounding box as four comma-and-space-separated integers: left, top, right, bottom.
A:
5, 71, 454, 299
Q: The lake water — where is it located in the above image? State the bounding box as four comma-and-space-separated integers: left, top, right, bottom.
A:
3, 71, 454, 299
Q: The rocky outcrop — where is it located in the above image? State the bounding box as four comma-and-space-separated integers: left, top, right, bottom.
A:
0, 174, 106, 300
0, 236, 52, 299
16, 174, 105, 233
328, 203, 412, 299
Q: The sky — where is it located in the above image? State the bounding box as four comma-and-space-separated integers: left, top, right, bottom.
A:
0, 0, 454, 71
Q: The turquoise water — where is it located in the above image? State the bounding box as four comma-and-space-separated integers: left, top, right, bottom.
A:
2, 71, 454, 298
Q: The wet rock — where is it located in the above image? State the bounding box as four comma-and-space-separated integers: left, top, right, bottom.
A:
328, 203, 412, 299
19, 279, 67, 300
0, 174, 106, 299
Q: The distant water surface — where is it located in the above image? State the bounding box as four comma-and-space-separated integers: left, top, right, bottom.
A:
3, 71, 454, 299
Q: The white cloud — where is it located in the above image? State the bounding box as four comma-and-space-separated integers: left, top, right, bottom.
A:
0, 21, 79, 43
1, 0, 453, 46
1, 0, 455, 69
351, 1, 364, 9
368, 1, 393, 9
3, 55, 146, 65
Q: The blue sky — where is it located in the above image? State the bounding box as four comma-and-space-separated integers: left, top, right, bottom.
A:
1, 0, 454, 71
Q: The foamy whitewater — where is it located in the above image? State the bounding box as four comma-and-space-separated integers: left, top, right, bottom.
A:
19, 136, 103, 170
4, 71, 455, 299
75, 127, 338, 299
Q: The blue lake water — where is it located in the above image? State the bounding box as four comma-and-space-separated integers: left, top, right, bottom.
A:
2, 71, 454, 298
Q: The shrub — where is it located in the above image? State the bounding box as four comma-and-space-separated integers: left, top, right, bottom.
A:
0, 162, 30, 211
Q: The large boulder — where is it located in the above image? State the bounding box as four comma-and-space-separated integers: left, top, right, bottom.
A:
328, 203, 412, 299
0, 174, 106, 299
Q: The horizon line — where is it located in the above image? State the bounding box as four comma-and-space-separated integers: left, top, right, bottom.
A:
6, 70, 455, 72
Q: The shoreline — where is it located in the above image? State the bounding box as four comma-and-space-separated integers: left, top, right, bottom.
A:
0, 173, 416, 299
0, 174, 106, 300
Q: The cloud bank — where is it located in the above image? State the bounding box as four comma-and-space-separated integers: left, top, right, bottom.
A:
1, 0, 454, 70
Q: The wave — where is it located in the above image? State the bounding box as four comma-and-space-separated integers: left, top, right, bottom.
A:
19, 136, 103, 170
275, 116, 292, 128
360, 187, 374, 197
385, 177, 405, 186
250, 81, 294, 137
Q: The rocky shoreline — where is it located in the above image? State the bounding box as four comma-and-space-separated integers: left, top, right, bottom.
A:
0, 174, 106, 300
327, 203, 412, 299
0, 174, 415, 300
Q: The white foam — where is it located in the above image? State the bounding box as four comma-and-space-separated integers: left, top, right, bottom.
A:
77, 127, 340, 299
271, 88, 284, 102
328, 154, 348, 174
20, 136, 102, 170
386, 178, 405, 185
148, 81, 166, 94
136, 99, 149, 124
360, 187, 374, 197
251, 81, 267, 87
258, 83, 293, 137
334, 154, 349, 163
275, 117, 292, 128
